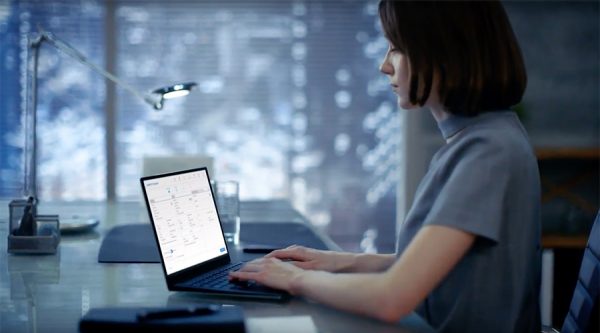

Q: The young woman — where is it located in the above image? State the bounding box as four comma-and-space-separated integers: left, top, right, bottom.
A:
230, 1, 541, 332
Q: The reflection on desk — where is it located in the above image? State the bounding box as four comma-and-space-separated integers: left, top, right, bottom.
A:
0, 201, 434, 333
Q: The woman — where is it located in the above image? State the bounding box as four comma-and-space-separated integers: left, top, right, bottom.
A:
230, 1, 541, 332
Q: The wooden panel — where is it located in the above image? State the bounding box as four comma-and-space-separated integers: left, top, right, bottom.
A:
538, 147, 599, 248
542, 235, 588, 249
536, 147, 599, 160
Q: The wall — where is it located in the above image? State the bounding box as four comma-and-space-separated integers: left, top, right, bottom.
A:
397, 1, 600, 228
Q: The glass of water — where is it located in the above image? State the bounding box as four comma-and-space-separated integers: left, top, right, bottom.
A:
214, 180, 240, 245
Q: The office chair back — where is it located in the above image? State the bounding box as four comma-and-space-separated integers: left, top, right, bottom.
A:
561, 211, 600, 333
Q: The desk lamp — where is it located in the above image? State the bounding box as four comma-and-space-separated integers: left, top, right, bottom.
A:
12, 27, 196, 245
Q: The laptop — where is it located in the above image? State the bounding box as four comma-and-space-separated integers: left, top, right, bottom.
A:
140, 167, 288, 301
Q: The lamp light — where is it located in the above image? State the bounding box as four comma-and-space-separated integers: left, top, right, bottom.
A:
17, 26, 196, 235
151, 82, 197, 109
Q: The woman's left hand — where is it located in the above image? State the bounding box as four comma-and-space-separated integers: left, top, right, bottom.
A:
228, 257, 305, 294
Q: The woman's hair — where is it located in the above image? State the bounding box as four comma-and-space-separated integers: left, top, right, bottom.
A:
378, 0, 527, 116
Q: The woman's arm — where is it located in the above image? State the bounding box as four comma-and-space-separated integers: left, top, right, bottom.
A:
230, 225, 475, 323
346, 252, 397, 273
266, 246, 396, 273
293, 225, 475, 322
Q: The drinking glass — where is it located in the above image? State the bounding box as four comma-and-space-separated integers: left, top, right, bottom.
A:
214, 180, 240, 245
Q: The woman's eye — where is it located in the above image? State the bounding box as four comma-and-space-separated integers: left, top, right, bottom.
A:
391, 46, 404, 53
388, 46, 401, 54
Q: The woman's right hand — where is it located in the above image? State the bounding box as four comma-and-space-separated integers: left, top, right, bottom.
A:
265, 245, 351, 272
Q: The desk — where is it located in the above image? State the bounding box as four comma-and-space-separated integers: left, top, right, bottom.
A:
0, 201, 433, 333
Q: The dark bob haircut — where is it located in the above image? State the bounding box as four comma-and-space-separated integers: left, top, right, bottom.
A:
378, 0, 527, 116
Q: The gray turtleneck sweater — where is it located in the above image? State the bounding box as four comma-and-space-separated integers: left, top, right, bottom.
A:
396, 110, 541, 333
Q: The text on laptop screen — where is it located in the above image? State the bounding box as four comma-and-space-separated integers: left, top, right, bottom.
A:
143, 169, 227, 275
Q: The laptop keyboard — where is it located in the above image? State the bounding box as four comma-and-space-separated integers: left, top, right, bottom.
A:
190, 262, 248, 289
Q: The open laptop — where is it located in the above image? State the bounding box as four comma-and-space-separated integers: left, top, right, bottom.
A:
140, 167, 288, 301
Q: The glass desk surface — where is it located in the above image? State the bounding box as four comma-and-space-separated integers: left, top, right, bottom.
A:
0, 201, 434, 333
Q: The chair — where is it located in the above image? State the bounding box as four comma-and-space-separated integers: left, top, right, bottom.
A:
547, 211, 600, 333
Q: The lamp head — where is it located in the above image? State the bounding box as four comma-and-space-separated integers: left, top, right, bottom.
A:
150, 82, 197, 110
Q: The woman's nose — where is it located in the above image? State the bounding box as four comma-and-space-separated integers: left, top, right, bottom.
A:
379, 60, 393, 75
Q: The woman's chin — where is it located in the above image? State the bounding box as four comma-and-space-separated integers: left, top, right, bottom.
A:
397, 98, 417, 110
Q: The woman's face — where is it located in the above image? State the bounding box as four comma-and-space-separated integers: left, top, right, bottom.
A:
379, 45, 414, 109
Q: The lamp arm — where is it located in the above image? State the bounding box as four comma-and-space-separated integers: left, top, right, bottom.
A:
35, 31, 162, 109
21, 28, 190, 202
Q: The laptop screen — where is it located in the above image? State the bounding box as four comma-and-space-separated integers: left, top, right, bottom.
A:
142, 169, 227, 275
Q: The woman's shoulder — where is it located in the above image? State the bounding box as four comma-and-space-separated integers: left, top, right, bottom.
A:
459, 111, 531, 151
435, 112, 535, 168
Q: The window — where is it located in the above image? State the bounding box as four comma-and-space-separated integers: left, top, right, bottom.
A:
0, 0, 106, 201
1, 0, 401, 252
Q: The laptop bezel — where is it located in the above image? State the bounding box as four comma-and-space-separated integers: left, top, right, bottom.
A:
140, 167, 232, 289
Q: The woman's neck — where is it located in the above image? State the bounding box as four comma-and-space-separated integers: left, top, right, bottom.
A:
424, 88, 450, 123
428, 103, 463, 143
429, 106, 450, 123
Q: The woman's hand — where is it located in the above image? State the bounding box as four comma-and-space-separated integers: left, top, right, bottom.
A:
265, 245, 347, 272
228, 257, 305, 294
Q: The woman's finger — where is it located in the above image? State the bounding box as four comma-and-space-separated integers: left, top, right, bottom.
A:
265, 248, 296, 258
266, 247, 307, 260
237, 261, 264, 272
228, 270, 260, 281
293, 261, 315, 269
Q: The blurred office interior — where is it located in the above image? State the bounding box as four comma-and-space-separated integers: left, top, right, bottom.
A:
0, 0, 598, 258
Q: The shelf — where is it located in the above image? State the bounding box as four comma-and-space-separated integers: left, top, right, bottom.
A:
542, 234, 588, 249
535, 147, 599, 160
537, 147, 599, 215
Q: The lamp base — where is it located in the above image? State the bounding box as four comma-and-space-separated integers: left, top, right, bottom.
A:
7, 234, 59, 254
7, 214, 60, 254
